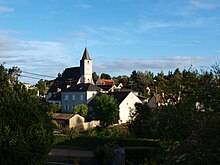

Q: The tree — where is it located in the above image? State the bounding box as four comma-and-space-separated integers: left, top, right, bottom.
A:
154, 68, 220, 164
128, 103, 156, 138
155, 71, 167, 92
0, 64, 54, 164
35, 79, 47, 96
93, 94, 119, 127
100, 73, 111, 79
92, 72, 99, 82
72, 104, 88, 117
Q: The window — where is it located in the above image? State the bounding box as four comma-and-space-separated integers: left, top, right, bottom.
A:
80, 95, 84, 101
65, 105, 68, 111
65, 95, 69, 101
72, 95, 75, 100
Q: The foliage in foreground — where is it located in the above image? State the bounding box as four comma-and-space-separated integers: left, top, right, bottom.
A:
82, 126, 130, 137
128, 66, 220, 164
0, 65, 54, 165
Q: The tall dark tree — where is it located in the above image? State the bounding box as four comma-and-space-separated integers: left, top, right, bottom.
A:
0, 64, 54, 165
155, 68, 220, 164
100, 73, 111, 79
128, 103, 155, 138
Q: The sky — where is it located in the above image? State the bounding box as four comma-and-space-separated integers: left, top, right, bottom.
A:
0, 0, 220, 84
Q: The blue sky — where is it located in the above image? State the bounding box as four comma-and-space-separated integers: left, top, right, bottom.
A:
1, 0, 220, 84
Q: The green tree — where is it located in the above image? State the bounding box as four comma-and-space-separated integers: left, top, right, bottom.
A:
0, 64, 54, 165
93, 94, 119, 127
49, 104, 61, 113
155, 68, 220, 164
128, 103, 155, 138
73, 104, 88, 117
100, 73, 111, 79
92, 72, 99, 82
113, 75, 129, 86
155, 71, 167, 92
35, 79, 47, 96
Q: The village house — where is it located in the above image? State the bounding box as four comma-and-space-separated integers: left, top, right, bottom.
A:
47, 47, 143, 124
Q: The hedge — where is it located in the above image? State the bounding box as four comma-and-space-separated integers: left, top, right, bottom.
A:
54, 134, 161, 149
125, 146, 165, 165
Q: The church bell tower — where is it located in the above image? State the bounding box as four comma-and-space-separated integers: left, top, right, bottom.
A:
78, 47, 93, 84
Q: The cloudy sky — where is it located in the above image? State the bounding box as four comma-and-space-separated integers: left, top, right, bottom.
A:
1, 0, 220, 84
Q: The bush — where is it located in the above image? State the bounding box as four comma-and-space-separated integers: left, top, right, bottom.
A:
125, 147, 164, 165
93, 143, 118, 165
83, 126, 130, 137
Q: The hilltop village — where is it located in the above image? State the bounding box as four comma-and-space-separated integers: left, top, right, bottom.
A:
1, 48, 220, 164
46, 47, 149, 128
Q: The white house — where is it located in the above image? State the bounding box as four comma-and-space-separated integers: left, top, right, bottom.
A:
108, 91, 142, 124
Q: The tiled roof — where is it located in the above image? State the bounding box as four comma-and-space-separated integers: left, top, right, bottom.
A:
63, 83, 101, 92
96, 79, 115, 85
52, 113, 74, 120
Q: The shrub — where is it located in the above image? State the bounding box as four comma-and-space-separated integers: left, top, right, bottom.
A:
93, 143, 118, 165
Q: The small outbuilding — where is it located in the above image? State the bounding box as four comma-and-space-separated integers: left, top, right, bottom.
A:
52, 113, 85, 130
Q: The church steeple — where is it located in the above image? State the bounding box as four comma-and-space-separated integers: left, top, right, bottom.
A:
81, 47, 91, 60
78, 47, 93, 84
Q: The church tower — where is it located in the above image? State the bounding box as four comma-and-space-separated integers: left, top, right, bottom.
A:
78, 47, 93, 84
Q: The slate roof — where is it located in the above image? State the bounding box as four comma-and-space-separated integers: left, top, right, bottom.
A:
81, 47, 91, 60
108, 91, 131, 104
88, 91, 131, 107
48, 67, 80, 93
63, 83, 101, 92
97, 84, 113, 91
52, 113, 74, 120
48, 92, 61, 101
62, 67, 80, 79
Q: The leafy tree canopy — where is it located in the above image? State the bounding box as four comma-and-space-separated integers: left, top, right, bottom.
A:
100, 73, 111, 80
0, 64, 54, 165
93, 94, 119, 127
73, 104, 88, 117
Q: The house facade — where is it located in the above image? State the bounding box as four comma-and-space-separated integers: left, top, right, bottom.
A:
61, 83, 101, 113
108, 91, 142, 124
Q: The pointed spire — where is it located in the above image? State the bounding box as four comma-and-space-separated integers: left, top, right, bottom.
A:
81, 47, 91, 60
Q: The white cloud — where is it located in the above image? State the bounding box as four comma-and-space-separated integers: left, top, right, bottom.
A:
216, 50, 220, 53
0, 34, 78, 84
0, 6, 14, 13
93, 55, 220, 75
0, 35, 18, 50
190, 0, 220, 9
